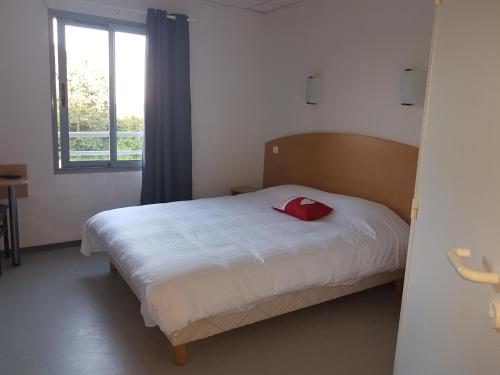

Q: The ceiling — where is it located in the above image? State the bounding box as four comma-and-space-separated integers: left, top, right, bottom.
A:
203, 0, 304, 13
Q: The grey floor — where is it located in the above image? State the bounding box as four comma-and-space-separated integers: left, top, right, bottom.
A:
0, 247, 402, 375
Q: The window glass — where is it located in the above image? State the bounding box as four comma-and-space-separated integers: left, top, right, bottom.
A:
65, 25, 110, 162
115, 31, 146, 161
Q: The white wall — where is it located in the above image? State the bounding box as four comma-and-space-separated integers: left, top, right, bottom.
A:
263, 0, 434, 146
0, 0, 268, 246
0, 0, 434, 247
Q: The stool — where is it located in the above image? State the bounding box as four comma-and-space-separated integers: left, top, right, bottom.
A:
0, 204, 9, 276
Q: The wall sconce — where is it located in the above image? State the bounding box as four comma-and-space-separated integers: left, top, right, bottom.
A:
306, 75, 322, 105
400, 68, 427, 106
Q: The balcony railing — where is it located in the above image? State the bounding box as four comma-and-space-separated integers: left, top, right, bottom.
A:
68, 131, 143, 158
69, 150, 143, 157
69, 131, 143, 138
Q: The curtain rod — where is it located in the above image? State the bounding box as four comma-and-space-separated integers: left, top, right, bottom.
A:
46, 0, 197, 22
131, 8, 197, 22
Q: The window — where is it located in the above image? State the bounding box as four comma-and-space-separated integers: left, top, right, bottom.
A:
48, 10, 146, 172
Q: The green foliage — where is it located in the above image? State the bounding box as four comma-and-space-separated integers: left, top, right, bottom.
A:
117, 116, 144, 161
67, 63, 109, 132
66, 63, 143, 161
117, 115, 143, 132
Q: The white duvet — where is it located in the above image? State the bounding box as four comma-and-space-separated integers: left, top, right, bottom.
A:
81, 185, 409, 337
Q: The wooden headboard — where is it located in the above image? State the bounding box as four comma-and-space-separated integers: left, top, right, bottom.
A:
263, 133, 419, 222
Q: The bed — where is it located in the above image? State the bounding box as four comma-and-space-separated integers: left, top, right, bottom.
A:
81, 132, 419, 365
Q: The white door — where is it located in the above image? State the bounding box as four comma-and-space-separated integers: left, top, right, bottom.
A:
395, 1, 500, 374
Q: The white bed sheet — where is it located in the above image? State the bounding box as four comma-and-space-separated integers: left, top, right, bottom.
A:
81, 185, 409, 336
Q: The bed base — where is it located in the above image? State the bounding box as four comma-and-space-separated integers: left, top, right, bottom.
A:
109, 259, 403, 366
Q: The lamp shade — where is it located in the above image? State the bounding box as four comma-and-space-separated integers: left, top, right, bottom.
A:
306, 76, 322, 105
400, 69, 427, 106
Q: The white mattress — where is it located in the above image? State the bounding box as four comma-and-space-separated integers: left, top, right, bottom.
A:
81, 185, 409, 336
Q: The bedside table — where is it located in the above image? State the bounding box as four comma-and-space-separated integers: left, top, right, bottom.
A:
231, 186, 260, 196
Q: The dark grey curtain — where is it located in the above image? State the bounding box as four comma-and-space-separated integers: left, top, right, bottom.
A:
141, 9, 192, 205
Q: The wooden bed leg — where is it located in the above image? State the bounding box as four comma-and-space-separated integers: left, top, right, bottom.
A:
109, 260, 117, 273
394, 279, 404, 293
173, 344, 187, 366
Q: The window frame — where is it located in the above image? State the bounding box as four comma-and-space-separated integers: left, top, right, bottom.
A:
48, 9, 146, 174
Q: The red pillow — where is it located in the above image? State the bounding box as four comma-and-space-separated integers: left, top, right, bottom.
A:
272, 196, 333, 221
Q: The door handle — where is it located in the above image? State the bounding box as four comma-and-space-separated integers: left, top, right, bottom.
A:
448, 248, 500, 285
